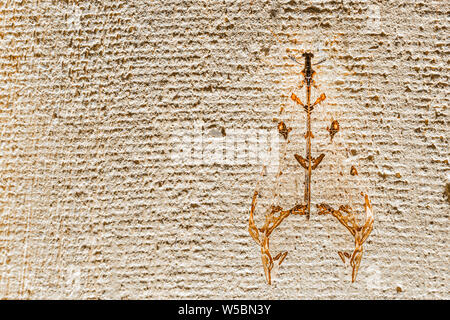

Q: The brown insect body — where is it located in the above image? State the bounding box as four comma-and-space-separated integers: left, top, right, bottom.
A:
291, 52, 326, 219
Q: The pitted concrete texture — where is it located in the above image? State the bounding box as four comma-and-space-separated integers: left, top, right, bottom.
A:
0, 0, 448, 299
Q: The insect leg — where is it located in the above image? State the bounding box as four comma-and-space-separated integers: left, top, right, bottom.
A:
248, 191, 261, 245
338, 251, 347, 264
278, 251, 288, 265
350, 249, 364, 283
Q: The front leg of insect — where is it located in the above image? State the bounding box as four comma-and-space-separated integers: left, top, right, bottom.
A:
291, 92, 304, 107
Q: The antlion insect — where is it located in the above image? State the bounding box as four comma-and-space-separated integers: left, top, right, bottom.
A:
248, 29, 373, 285
248, 45, 328, 283
317, 193, 374, 282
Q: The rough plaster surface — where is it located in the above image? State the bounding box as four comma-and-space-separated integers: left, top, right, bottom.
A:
0, 0, 448, 299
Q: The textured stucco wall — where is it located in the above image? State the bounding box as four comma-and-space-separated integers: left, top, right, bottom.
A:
0, 0, 448, 299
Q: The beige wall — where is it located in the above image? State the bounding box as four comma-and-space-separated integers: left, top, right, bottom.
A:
0, 0, 448, 299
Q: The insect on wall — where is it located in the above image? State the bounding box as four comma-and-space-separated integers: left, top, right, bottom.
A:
248, 30, 374, 285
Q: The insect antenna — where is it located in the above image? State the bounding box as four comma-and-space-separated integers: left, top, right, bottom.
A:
313, 58, 327, 66
288, 55, 302, 66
